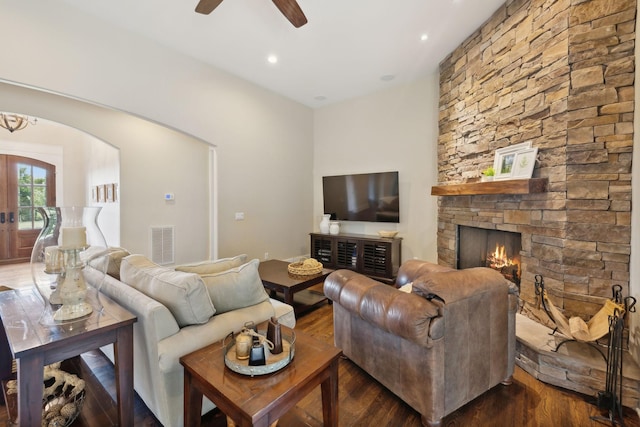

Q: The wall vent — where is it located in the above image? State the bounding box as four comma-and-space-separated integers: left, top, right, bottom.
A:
150, 226, 174, 265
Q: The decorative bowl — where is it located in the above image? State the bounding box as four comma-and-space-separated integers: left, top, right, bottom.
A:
287, 259, 323, 275
378, 230, 398, 238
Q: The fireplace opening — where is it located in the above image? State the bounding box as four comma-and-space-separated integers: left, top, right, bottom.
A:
457, 226, 522, 289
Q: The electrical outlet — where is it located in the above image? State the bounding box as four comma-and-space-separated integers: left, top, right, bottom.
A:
264, 252, 269, 260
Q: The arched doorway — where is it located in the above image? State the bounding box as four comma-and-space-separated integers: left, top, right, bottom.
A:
0, 116, 121, 256
1, 84, 216, 263
0, 155, 56, 263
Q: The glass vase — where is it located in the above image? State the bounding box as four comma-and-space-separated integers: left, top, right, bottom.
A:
30, 206, 109, 324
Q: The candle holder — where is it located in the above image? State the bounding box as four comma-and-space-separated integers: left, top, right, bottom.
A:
30, 207, 109, 324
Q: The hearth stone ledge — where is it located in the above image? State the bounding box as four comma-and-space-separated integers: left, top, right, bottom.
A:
516, 313, 640, 409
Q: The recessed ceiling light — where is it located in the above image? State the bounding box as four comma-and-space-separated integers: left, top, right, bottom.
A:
267, 55, 278, 64
314, 96, 327, 101
420, 33, 429, 42
380, 75, 395, 82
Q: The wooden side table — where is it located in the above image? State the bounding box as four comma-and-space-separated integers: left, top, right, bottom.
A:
0, 288, 136, 427
181, 324, 342, 427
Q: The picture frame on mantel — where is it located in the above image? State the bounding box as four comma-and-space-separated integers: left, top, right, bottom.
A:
106, 184, 115, 202
511, 147, 538, 179
493, 141, 532, 181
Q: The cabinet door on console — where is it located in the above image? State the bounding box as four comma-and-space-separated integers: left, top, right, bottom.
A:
311, 234, 334, 267
335, 238, 358, 270
361, 242, 392, 278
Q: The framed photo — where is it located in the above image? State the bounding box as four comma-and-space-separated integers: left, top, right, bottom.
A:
512, 148, 538, 179
493, 141, 533, 181
98, 185, 106, 203
106, 184, 115, 202
91, 186, 97, 202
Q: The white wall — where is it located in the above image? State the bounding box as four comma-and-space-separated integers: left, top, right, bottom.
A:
313, 75, 440, 262
0, 0, 314, 263
85, 135, 120, 246
2, 0, 437, 266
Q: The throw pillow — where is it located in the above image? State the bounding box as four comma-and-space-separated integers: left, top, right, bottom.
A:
103, 247, 131, 280
398, 282, 412, 293
199, 258, 269, 314
120, 254, 215, 327
175, 254, 248, 275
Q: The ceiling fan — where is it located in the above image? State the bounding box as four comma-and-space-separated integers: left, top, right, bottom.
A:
195, 0, 308, 28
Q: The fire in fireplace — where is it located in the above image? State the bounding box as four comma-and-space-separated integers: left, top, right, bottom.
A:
457, 226, 522, 288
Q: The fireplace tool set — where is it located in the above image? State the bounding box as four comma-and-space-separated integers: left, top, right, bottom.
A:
534, 275, 636, 426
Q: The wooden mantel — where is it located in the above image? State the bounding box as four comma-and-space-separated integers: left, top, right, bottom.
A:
431, 178, 547, 196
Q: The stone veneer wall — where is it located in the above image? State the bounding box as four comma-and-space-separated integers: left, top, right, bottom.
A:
436, 0, 635, 321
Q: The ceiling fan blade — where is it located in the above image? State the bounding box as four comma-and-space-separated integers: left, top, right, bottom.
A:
271, 0, 308, 28
195, 0, 224, 15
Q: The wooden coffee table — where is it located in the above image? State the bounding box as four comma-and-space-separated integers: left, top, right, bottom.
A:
180, 324, 342, 427
258, 259, 332, 315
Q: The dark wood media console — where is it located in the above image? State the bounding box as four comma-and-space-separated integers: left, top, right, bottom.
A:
310, 232, 401, 283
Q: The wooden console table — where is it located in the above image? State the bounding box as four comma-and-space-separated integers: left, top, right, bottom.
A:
0, 288, 136, 426
310, 232, 401, 283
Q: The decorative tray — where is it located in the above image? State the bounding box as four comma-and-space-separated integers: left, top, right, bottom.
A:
224, 329, 296, 377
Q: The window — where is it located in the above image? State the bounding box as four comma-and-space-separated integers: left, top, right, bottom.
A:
17, 163, 47, 230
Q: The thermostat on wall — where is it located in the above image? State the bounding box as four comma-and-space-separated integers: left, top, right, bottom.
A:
164, 193, 175, 201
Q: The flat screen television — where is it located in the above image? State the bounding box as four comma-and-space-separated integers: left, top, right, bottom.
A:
322, 171, 400, 223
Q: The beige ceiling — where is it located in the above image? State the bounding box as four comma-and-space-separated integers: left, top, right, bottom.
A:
59, 0, 506, 108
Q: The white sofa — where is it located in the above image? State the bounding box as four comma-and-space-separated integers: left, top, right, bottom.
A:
85, 252, 295, 427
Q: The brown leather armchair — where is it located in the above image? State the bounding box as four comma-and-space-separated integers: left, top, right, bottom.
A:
324, 260, 518, 427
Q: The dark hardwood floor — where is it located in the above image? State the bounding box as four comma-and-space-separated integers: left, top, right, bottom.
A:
0, 267, 639, 426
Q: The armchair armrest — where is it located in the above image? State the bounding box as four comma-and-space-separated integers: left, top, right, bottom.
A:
324, 269, 442, 346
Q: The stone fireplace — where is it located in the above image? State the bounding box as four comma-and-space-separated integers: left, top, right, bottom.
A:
433, 0, 638, 407
435, 0, 635, 328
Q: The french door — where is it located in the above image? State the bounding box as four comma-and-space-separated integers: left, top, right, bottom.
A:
0, 155, 56, 264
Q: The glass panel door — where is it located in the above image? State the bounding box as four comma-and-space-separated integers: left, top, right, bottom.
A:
0, 155, 56, 263
18, 163, 47, 230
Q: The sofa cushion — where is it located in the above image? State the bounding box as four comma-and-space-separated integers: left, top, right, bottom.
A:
175, 254, 248, 275
120, 254, 215, 327
199, 259, 269, 314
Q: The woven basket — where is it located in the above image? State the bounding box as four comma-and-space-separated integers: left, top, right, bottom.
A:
287, 261, 323, 276
43, 389, 85, 427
